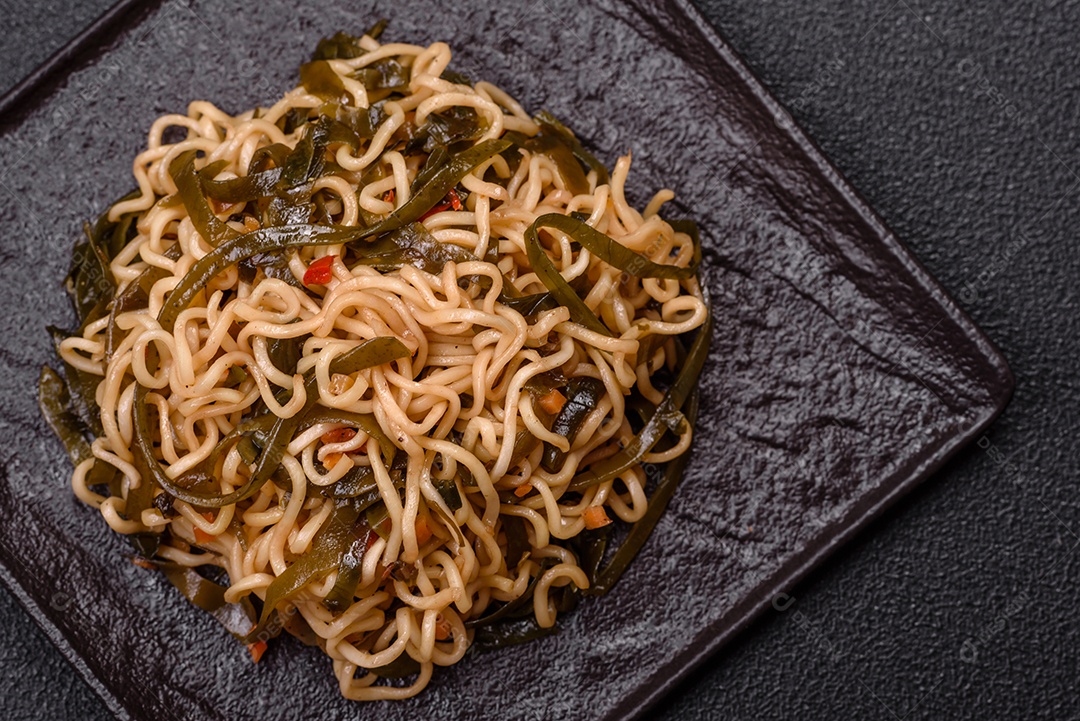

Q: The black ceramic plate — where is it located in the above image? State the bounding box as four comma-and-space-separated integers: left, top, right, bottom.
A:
0, 0, 1013, 719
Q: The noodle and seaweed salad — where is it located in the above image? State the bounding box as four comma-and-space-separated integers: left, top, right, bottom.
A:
39, 22, 711, 700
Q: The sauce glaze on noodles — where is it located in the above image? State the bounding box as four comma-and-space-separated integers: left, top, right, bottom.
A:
54, 28, 708, 700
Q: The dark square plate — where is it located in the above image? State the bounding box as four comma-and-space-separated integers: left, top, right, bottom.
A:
0, 0, 1013, 719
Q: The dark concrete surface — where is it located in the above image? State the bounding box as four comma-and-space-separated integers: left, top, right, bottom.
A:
0, 0, 118, 100
0, 0, 1075, 719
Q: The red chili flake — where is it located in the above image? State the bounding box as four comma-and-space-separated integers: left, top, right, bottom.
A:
418, 188, 462, 222
247, 640, 268, 663
434, 613, 453, 641
419, 201, 452, 222
383, 189, 395, 204
194, 511, 217, 545
321, 427, 357, 445
303, 255, 336, 286
364, 529, 380, 552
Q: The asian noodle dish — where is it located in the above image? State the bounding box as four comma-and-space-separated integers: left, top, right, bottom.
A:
39, 22, 711, 700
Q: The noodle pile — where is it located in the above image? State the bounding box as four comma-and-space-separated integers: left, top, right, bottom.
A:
41, 24, 709, 700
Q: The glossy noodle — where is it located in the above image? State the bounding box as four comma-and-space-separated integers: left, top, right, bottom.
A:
40, 24, 710, 700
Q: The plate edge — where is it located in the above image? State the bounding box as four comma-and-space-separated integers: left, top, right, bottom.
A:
611, 1, 1016, 718
0, 2, 166, 717
0, 1, 1017, 719
0, 561, 133, 721
0, 0, 164, 131
665, 0, 1015, 398
615, 382, 1010, 721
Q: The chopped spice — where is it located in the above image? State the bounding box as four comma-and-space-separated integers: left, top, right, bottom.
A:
321, 427, 357, 445
538, 388, 567, 415
583, 505, 612, 530
247, 640, 268, 663
303, 254, 336, 285
434, 613, 453, 641
418, 188, 462, 221
194, 511, 217, 545
414, 516, 433, 545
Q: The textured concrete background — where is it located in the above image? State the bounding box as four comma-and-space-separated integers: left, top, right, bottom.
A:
0, 1, 1076, 719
